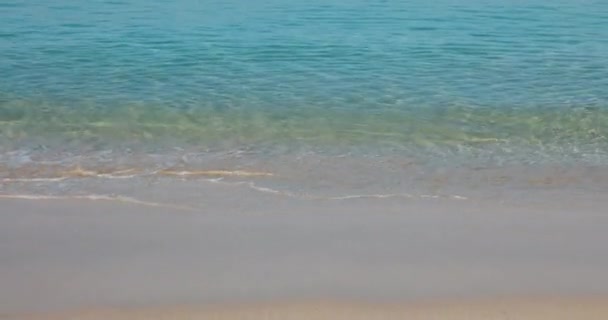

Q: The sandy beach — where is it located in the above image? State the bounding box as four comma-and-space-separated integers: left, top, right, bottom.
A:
3, 0, 608, 318
2, 186, 608, 319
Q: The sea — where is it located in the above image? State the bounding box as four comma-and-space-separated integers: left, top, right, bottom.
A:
1, 0, 607, 206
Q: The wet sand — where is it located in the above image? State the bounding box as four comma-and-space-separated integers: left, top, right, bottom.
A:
1, 190, 608, 318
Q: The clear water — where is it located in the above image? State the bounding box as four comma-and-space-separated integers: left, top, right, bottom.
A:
1, 0, 608, 193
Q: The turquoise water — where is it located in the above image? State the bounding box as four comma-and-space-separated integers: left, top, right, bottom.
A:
2, 0, 608, 166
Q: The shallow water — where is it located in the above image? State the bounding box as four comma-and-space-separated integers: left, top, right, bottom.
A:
1, 0, 608, 198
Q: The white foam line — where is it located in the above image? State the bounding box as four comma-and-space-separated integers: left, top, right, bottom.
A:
2, 177, 68, 182
324, 193, 414, 200
420, 195, 440, 199
4, 175, 469, 203
96, 174, 140, 179
324, 193, 467, 201
158, 170, 273, 177
206, 179, 468, 201
1, 174, 140, 183
203, 178, 303, 198
450, 195, 468, 200
246, 182, 302, 198
0, 194, 194, 211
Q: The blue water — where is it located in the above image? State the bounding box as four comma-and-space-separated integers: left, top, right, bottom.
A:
2, 0, 608, 166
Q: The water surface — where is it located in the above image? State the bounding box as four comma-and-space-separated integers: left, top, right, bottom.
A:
1, 0, 608, 198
